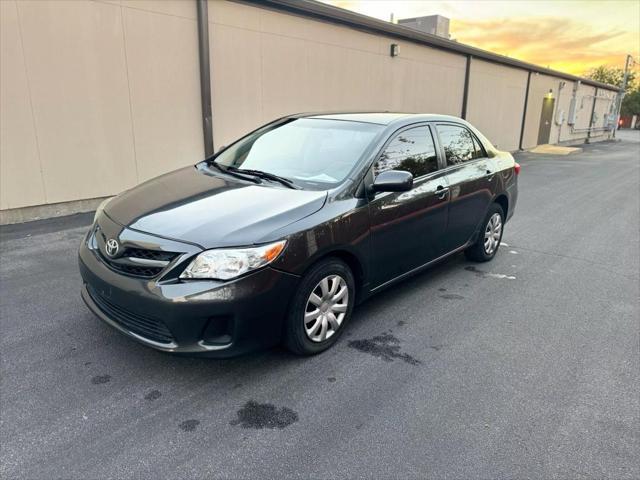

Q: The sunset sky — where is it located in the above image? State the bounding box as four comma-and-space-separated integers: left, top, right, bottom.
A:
320, 0, 640, 76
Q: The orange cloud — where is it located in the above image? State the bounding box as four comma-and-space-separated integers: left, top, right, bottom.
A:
319, 0, 639, 77
451, 17, 634, 75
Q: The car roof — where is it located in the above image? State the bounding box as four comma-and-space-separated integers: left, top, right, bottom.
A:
299, 112, 465, 126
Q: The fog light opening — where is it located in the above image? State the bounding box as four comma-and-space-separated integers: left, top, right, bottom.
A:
201, 316, 233, 345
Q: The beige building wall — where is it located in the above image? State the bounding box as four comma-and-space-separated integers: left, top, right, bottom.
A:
0, 0, 203, 213
0, 0, 620, 220
547, 80, 575, 144
465, 59, 528, 152
208, 0, 466, 149
0, 0, 46, 209
589, 88, 617, 140
558, 83, 596, 143
521, 73, 564, 149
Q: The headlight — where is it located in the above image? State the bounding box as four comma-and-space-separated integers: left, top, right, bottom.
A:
180, 240, 287, 280
93, 197, 112, 223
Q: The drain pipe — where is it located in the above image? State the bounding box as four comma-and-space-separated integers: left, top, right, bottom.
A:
461, 55, 471, 120
585, 88, 598, 142
196, 0, 214, 156
518, 71, 532, 150
554, 81, 567, 143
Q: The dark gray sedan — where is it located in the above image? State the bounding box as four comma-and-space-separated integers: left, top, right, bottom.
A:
79, 113, 519, 357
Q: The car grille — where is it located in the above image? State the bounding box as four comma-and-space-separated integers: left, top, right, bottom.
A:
122, 248, 177, 262
98, 248, 179, 279
105, 262, 165, 278
87, 285, 175, 344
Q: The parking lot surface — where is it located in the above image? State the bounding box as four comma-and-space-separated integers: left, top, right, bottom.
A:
1, 131, 638, 479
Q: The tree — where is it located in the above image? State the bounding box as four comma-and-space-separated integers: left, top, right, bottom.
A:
621, 89, 640, 116
585, 65, 636, 92
586, 65, 640, 117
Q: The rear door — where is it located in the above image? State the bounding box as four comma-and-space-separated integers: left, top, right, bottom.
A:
435, 123, 495, 252
368, 124, 449, 288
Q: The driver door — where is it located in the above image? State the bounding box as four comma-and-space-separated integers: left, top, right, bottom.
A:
367, 124, 450, 289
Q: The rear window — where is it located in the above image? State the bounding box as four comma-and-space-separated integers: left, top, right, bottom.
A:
437, 124, 482, 166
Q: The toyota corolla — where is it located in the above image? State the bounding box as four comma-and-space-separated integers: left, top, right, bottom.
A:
79, 113, 519, 357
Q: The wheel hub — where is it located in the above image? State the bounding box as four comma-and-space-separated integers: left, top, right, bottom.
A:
484, 212, 503, 255
304, 274, 349, 343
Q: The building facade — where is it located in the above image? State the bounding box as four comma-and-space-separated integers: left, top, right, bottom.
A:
0, 0, 619, 223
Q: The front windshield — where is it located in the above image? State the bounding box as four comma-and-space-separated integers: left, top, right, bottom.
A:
214, 118, 383, 189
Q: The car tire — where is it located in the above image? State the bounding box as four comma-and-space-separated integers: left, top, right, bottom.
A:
283, 258, 355, 355
464, 203, 505, 262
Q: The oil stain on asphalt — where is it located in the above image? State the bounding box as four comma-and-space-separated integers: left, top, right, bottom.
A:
230, 401, 299, 429
91, 375, 111, 385
348, 332, 421, 365
179, 420, 200, 432
144, 390, 162, 401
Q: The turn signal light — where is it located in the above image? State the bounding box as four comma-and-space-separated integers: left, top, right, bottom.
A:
263, 241, 286, 262
514, 163, 521, 175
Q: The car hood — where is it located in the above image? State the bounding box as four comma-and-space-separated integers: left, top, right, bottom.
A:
105, 165, 327, 248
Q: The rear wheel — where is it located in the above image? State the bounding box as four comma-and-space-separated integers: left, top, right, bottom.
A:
283, 258, 355, 355
465, 203, 505, 262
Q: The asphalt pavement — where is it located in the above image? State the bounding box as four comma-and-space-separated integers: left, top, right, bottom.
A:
1, 130, 638, 479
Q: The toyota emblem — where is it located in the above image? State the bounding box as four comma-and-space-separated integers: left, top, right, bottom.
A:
105, 238, 119, 257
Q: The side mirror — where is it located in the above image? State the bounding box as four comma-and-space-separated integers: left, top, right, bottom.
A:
371, 170, 413, 193
216, 145, 227, 154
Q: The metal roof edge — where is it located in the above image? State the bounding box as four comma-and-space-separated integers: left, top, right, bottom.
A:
236, 0, 621, 92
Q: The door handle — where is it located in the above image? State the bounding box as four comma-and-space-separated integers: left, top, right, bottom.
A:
435, 186, 449, 199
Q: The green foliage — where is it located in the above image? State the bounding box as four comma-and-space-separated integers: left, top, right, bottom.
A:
586, 65, 640, 116
621, 89, 640, 116
585, 65, 637, 92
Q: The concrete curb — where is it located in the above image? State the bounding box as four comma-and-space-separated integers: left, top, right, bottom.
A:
0, 196, 109, 225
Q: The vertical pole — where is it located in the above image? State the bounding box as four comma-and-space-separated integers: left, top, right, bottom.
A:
518, 71, 532, 150
196, 0, 214, 156
461, 55, 471, 119
613, 55, 633, 135
587, 87, 598, 142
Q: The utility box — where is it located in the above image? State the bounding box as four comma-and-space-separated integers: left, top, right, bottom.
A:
567, 97, 577, 125
567, 81, 580, 126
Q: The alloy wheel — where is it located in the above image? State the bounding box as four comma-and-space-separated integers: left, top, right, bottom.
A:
304, 274, 349, 342
484, 212, 503, 255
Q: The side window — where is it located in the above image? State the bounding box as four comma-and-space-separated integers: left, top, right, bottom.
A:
374, 126, 438, 178
437, 124, 478, 166
471, 134, 486, 159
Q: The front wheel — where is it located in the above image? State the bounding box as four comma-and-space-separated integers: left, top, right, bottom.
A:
465, 203, 505, 262
283, 258, 355, 355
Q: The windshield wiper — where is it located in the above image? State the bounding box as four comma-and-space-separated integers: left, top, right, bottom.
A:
227, 167, 300, 189
207, 161, 262, 184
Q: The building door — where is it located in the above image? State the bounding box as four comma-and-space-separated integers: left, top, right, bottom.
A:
537, 97, 555, 145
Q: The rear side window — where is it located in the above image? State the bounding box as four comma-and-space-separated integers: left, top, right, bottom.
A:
374, 126, 438, 178
437, 124, 482, 166
471, 134, 486, 158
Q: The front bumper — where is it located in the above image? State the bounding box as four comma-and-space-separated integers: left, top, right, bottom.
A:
78, 228, 299, 357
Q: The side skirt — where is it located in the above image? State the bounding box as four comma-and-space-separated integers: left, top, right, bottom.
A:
367, 241, 472, 296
